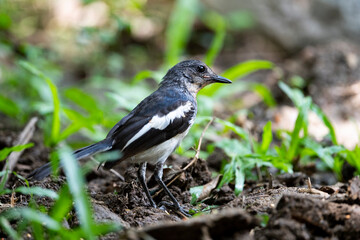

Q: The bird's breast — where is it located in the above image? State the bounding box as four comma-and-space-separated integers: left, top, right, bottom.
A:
129, 126, 192, 164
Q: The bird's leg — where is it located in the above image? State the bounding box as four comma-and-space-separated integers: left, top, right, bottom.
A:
154, 162, 191, 217
137, 162, 156, 208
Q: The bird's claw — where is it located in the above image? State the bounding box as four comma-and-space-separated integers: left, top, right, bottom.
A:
158, 201, 191, 218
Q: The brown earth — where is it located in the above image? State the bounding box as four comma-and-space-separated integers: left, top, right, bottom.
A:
1, 126, 360, 240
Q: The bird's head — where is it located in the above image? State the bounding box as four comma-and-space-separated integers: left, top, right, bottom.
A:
161, 60, 232, 96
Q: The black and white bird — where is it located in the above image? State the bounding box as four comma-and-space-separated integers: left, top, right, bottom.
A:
28, 60, 231, 215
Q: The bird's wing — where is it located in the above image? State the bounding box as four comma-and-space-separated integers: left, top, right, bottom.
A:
103, 90, 196, 169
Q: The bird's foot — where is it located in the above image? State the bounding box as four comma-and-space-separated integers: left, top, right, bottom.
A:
158, 201, 191, 218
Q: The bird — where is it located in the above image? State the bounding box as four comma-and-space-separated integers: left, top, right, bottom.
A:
28, 59, 231, 216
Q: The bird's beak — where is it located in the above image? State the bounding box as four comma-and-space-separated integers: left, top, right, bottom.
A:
212, 75, 232, 84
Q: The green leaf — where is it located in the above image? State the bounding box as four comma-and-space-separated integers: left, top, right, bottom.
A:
345, 146, 360, 175
280, 81, 337, 145
200, 60, 274, 96
0, 95, 19, 117
202, 11, 226, 66
0, 13, 12, 30
59, 146, 95, 239
8, 208, 64, 232
58, 123, 83, 142
214, 118, 250, 141
165, 0, 198, 66
286, 97, 311, 161
303, 139, 344, 169
91, 223, 122, 236
311, 104, 338, 145
131, 70, 155, 84
234, 158, 245, 195
250, 83, 276, 107
31, 219, 45, 240
279, 81, 313, 162
189, 185, 204, 205
215, 139, 251, 158
257, 213, 270, 227
0, 143, 34, 161
49, 184, 73, 222
222, 60, 274, 80
20, 61, 61, 146
278, 81, 305, 108
15, 186, 58, 200
218, 159, 235, 189
64, 88, 100, 117
60, 108, 95, 140
260, 121, 272, 154
0, 217, 21, 240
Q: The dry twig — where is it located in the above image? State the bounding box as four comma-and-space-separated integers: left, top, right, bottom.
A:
90, 157, 125, 181
1, 117, 38, 185
268, 173, 273, 190
306, 177, 312, 193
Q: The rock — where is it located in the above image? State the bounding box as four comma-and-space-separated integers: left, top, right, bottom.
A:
206, 0, 360, 51
93, 203, 130, 228
255, 193, 360, 239
122, 208, 259, 240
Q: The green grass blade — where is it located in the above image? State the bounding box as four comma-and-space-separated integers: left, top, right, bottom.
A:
31, 220, 45, 240
92, 223, 122, 235
222, 60, 274, 80
218, 157, 236, 189
280, 81, 338, 145
0, 217, 22, 240
64, 88, 101, 117
200, 60, 274, 96
15, 186, 58, 200
234, 158, 245, 195
311, 104, 338, 145
286, 113, 303, 161
303, 139, 344, 169
286, 98, 312, 161
190, 185, 204, 205
216, 139, 251, 157
0, 143, 33, 193
278, 81, 304, 108
250, 83, 277, 107
0, 143, 34, 161
165, 0, 198, 66
59, 146, 95, 239
49, 184, 73, 222
0, 95, 20, 118
345, 146, 360, 174
17, 208, 63, 232
131, 70, 154, 84
214, 118, 250, 141
19, 61, 61, 146
202, 11, 226, 66
260, 121, 273, 154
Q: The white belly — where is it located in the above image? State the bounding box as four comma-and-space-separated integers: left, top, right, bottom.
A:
128, 129, 190, 165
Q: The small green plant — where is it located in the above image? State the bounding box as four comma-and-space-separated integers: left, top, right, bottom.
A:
20, 61, 61, 147
277, 82, 343, 170
0, 143, 34, 161
0, 147, 121, 239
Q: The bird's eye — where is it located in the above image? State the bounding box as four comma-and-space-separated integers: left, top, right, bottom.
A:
197, 65, 206, 73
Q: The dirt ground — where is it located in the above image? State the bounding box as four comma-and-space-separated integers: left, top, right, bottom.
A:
1, 126, 360, 240
1, 37, 360, 239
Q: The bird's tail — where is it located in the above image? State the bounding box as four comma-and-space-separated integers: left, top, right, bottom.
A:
27, 139, 112, 180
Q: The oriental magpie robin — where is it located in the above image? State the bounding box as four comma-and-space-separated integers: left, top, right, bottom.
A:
28, 60, 231, 216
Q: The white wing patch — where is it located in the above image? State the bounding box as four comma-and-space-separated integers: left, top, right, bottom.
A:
122, 101, 193, 150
